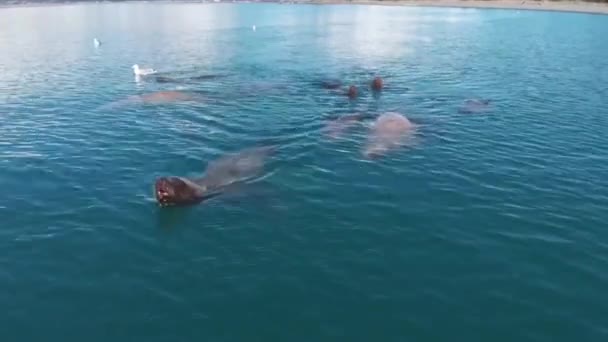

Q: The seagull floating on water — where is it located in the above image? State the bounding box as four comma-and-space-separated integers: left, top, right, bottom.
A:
132, 64, 157, 76
94, 38, 101, 47
252, 25, 256, 31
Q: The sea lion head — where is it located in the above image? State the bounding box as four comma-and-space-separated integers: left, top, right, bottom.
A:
371, 77, 383, 91
154, 176, 205, 207
347, 85, 358, 99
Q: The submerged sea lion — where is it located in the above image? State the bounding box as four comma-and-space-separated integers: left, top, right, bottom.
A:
317, 79, 343, 90
323, 113, 374, 139
155, 145, 276, 207
235, 80, 293, 97
189, 74, 226, 81
458, 98, 492, 114
362, 112, 416, 159
98, 90, 205, 110
154, 76, 181, 84
132, 90, 206, 104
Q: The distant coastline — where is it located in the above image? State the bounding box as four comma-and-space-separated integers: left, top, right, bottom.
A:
1, 0, 608, 15
310, 0, 608, 15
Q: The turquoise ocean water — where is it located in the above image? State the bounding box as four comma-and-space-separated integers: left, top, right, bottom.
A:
1, 2, 608, 341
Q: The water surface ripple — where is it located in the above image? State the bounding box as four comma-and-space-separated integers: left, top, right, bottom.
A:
0, 3, 607, 342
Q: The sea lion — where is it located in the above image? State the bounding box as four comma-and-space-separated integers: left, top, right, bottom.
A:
317, 79, 343, 90
155, 145, 276, 207
362, 112, 416, 159
347, 85, 358, 99
371, 77, 384, 91
323, 113, 374, 139
458, 99, 492, 114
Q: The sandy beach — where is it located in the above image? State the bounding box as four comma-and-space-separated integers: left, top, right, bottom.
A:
308, 0, 608, 15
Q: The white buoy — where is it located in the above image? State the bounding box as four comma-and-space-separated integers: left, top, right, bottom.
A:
132, 64, 157, 76
94, 38, 101, 47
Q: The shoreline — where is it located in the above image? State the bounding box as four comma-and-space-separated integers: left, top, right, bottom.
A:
308, 0, 608, 15
1, 0, 608, 16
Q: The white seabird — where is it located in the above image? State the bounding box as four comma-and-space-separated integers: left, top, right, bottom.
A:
132, 64, 157, 76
